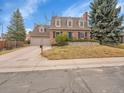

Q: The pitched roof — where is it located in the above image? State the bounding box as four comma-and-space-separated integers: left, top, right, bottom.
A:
49, 27, 91, 31
52, 16, 82, 20
30, 24, 50, 37
50, 15, 90, 30
30, 31, 49, 37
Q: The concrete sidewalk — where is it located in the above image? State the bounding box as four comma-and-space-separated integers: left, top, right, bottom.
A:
0, 56, 124, 73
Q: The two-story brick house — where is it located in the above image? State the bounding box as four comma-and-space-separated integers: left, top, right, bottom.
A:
30, 12, 91, 46
49, 12, 91, 43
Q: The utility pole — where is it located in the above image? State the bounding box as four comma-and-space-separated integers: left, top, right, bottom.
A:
0, 9, 3, 40
1, 24, 3, 40
0, 8, 4, 50
0, 23, 3, 40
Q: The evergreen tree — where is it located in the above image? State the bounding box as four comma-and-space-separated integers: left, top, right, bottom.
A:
90, 0, 124, 44
7, 9, 26, 41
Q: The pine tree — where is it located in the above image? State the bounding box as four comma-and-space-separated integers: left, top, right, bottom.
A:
7, 9, 26, 41
90, 0, 124, 45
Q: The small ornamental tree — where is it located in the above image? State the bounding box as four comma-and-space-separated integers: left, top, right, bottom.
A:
55, 34, 68, 46
90, 0, 124, 45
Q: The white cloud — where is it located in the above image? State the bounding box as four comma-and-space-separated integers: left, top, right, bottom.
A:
62, 1, 90, 17
20, 0, 47, 18
118, 0, 124, 26
1, 0, 48, 33
63, 0, 124, 17
26, 28, 32, 32
120, 3, 124, 14
26, 28, 32, 34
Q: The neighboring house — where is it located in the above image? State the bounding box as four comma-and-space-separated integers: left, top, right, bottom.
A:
0, 33, 7, 40
0, 38, 5, 41
30, 24, 50, 46
30, 12, 91, 46
26, 31, 31, 41
49, 12, 91, 43
120, 30, 124, 43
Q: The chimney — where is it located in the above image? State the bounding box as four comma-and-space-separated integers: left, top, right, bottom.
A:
82, 12, 88, 28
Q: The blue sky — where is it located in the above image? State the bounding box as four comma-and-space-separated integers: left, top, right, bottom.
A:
0, 0, 124, 34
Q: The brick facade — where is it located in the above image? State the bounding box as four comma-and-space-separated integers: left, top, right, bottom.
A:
49, 12, 91, 43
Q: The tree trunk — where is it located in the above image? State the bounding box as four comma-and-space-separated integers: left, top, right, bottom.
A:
99, 39, 103, 45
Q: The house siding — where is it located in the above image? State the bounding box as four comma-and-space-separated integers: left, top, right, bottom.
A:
72, 32, 78, 39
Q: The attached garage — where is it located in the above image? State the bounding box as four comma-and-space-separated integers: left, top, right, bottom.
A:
30, 24, 50, 46
30, 36, 50, 46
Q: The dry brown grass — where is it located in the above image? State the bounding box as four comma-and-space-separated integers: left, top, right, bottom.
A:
115, 44, 124, 49
43, 45, 124, 60
0, 48, 18, 55
0, 46, 28, 55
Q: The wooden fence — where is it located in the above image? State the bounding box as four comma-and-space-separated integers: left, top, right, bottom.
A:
0, 41, 24, 50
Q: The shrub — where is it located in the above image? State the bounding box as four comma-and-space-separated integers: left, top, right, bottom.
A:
55, 34, 68, 46
25, 40, 30, 44
68, 39, 98, 42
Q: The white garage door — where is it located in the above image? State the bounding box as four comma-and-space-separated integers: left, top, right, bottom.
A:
31, 37, 50, 46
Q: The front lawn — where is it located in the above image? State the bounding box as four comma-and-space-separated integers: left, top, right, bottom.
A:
43, 45, 124, 60
115, 44, 124, 49
0, 45, 29, 55
0, 48, 19, 55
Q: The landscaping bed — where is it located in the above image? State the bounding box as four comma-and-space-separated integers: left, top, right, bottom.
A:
43, 45, 124, 60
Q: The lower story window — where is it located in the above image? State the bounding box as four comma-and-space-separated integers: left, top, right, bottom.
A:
78, 32, 84, 39
53, 31, 62, 38
68, 32, 72, 39
56, 32, 60, 37
85, 32, 88, 38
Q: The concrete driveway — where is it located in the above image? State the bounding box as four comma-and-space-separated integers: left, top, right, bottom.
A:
0, 46, 42, 62
0, 46, 51, 72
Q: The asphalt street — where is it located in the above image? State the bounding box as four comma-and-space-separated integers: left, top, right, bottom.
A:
0, 66, 124, 93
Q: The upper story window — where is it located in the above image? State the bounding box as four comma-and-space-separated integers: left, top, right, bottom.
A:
38, 27, 44, 33
40, 28, 43, 32
67, 19, 73, 27
55, 19, 61, 27
79, 20, 84, 27
44, 28, 47, 32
